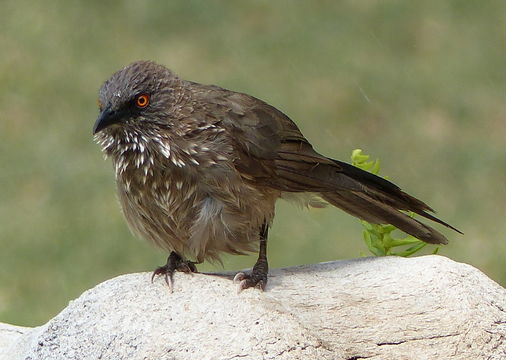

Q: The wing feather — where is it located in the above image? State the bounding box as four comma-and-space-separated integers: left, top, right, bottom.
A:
191, 83, 461, 243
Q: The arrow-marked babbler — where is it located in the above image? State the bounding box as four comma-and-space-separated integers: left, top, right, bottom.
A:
93, 61, 461, 292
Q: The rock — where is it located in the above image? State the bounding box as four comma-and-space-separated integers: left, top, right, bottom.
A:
1, 255, 505, 360
0, 324, 29, 357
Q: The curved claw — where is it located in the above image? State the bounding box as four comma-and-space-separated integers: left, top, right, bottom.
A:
233, 272, 246, 283
151, 265, 174, 292
179, 261, 198, 274
151, 252, 198, 293
233, 271, 267, 293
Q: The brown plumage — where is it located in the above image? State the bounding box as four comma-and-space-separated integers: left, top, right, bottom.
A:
93, 60, 461, 291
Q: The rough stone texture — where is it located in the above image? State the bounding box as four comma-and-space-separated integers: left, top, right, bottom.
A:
1, 255, 505, 360
0, 324, 29, 357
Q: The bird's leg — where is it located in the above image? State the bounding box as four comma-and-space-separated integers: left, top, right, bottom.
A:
151, 251, 198, 292
234, 223, 269, 292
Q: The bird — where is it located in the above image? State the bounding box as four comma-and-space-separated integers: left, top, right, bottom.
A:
93, 60, 461, 292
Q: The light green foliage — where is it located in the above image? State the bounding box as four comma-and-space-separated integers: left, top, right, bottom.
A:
351, 150, 438, 257
350, 149, 381, 176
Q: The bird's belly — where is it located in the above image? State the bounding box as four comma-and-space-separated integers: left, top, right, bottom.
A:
116, 172, 279, 262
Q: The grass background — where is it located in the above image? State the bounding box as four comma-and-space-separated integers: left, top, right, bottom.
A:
1, 1, 505, 326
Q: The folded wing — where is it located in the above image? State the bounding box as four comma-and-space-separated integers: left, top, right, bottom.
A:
196, 85, 461, 245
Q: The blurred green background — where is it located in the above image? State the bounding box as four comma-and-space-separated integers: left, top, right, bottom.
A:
1, 1, 505, 327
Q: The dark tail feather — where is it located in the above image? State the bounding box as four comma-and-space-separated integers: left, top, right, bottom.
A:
327, 160, 462, 238
322, 190, 451, 245
411, 208, 462, 234
271, 150, 460, 243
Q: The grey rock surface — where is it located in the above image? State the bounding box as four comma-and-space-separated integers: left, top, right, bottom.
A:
1, 255, 505, 360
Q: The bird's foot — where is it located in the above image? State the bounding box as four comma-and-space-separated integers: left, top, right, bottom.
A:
151, 252, 198, 292
233, 260, 268, 293
234, 224, 269, 293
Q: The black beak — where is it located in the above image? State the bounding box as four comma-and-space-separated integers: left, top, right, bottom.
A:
93, 107, 123, 134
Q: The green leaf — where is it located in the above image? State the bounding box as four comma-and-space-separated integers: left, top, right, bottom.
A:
351, 149, 439, 258
392, 242, 427, 257
386, 236, 422, 247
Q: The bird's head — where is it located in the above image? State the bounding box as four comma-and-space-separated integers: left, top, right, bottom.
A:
93, 61, 179, 136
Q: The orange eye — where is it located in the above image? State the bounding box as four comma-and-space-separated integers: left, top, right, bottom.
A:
135, 94, 150, 108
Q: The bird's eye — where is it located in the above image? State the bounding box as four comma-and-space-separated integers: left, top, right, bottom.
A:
135, 94, 150, 108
